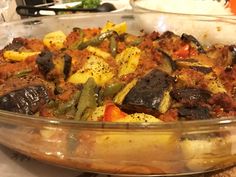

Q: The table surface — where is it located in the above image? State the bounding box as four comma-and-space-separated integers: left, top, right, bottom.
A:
0, 145, 235, 177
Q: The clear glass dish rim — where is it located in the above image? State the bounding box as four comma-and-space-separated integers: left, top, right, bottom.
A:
0, 109, 235, 130
1, 11, 236, 29
0, 12, 131, 27
0, 12, 236, 130
129, 0, 236, 17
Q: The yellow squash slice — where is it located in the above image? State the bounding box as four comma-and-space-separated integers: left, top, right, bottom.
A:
3, 50, 40, 62
43, 30, 66, 50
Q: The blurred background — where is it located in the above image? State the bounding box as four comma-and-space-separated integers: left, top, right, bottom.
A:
1, 0, 130, 22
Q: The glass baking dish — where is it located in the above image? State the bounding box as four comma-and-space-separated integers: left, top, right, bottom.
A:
130, 0, 236, 45
0, 12, 236, 176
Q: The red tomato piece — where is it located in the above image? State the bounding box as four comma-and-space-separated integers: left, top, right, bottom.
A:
103, 103, 127, 122
173, 44, 190, 59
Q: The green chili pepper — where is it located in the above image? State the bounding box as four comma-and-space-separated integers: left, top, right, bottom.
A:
75, 78, 97, 120
54, 91, 81, 115
69, 28, 84, 50
77, 30, 114, 50
80, 107, 94, 120
130, 38, 143, 46
103, 82, 124, 97
109, 35, 117, 57
73, 27, 81, 33
54, 85, 64, 95
47, 99, 59, 108
96, 83, 124, 106
66, 106, 77, 118
97, 88, 104, 106
15, 69, 32, 78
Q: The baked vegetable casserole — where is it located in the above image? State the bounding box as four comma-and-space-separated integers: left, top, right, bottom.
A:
0, 21, 236, 174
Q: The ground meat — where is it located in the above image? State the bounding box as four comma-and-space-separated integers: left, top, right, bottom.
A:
0, 75, 53, 97
156, 33, 182, 55
174, 68, 207, 89
159, 109, 178, 122
65, 49, 90, 73
138, 38, 153, 50
0, 56, 37, 80
146, 31, 160, 41
25, 39, 45, 51
65, 31, 83, 47
1, 25, 236, 123
99, 40, 110, 53
116, 41, 126, 53
4, 37, 25, 51
209, 93, 236, 112
82, 28, 101, 39
56, 82, 78, 101
220, 65, 236, 95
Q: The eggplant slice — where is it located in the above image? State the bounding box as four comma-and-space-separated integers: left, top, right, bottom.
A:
189, 66, 213, 74
178, 106, 210, 120
4, 38, 25, 51
229, 45, 236, 66
36, 51, 54, 75
122, 69, 173, 115
181, 33, 206, 53
63, 54, 72, 79
175, 59, 213, 74
157, 49, 176, 74
0, 85, 49, 115
171, 88, 211, 104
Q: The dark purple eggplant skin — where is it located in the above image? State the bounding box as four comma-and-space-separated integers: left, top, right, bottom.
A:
159, 31, 176, 39
177, 58, 198, 63
63, 54, 72, 79
4, 38, 25, 51
36, 51, 54, 75
122, 69, 173, 114
171, 88, 211, 104
178, 106, 210, 120
189, 66, 213, 74
181, 33, 206, 53
0, 86, 49, 115
157, 49, 177, 73
229, 45, 236, 65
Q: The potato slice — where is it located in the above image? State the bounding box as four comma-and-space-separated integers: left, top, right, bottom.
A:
101, 21, 127, 35
87, 46, 111, 59
204, 73, 226, 94
159, 89, 172, 114
116, 47, 140, 77
43, 30, 66, 50
177, 69, 226, 94
114, 79, 137, 105
68, 55, 114, 86
3, 50, 40, 62
87, 106, 105, 121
